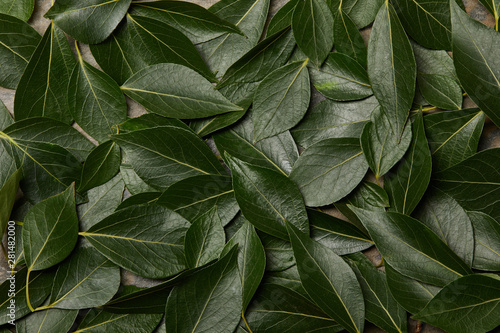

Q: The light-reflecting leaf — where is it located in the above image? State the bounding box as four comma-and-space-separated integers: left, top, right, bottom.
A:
468, 211, 500, 271
45, 0, 132, 44
259, 233, 295, 272
266, 0, 298, 36
327, 0, 384, 28
75, 309, 162, 333
17, 308, 77, 333
116, 192, 160, 210
417, 73, 462, 110
0, 167, 21, 240
82, 204, 189, 279
0, 0, 34, 21
290, 137, 368, 207
79, 141, 121, 192
333, 10, 367, 67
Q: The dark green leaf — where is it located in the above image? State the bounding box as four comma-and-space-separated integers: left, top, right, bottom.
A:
190, 110, 248, 138
0, 0, 34, 21
214, 113, 299, 175
164, 246, 242, 333
68, 48, 127, 143
121, 63, 242, 119
262, 265, 306, 297
0, 14, 40, 89
82, 204, 189, 279
45, 0, 132, 44
291, 97, 378, 149
76, 308, 162, 333
0, 167, 21, 239
157, 175, 238, 227
310, 53, 372, 101
468, 211, 500, 271
327, 0, 385, 28
333, 10, 367, 67
14, 23, 76, 124
47, 247, 120, 309
253, 60, 310, 141
266, 0, 298, 36
434, 148, 500, 222
478, 0, 500, 27
290, 137, 368, 207
411, 39, 457, 79
414, 274, 500, 333
259, 233, 295, 271
120, 162, 156, 195
130, 0, 243, 44
350, 207, 473, 286
222, 220, 266, 310
346, 253, 407, 333
117, 192, 160, 210
308, 209, 373, 255
23, 184, 78, 273
384, 111, 432, 215
368, 2, 416, 138
392, 0, 453, 50
245, 284, 343, 333
385, 263, 441, 314
112, 125, 225, 190
78, 175, 124, 231
226, 154, 309, 240
0, 100, 13, 130
424, 108, 484, 171
287, 223, 365, 333
0, 268, 53, 325
414, 189, 474, 267
118, 113, 191, 133
360, 106, 412, 180
185, 207, 225, 268
17, 308, 77, 333
126, 14, 216, 82
79, 141, 121, 192
198, 0, 270, 77
451, 0, 500, 127
418, 74, 462, 110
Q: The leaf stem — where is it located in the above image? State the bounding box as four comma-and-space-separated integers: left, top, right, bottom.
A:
242, 310, 253, 333
26, 269, 35, 312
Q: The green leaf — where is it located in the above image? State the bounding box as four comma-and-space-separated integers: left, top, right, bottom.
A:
468, 211, 500, 271
2, 117, 94, 162
0, 14, 40, 89
120, 163, 156, 195
451, 0, 500, 128
346, 253, 407, 333
292, 0, 333, 66
0, 0, 34, 21
214, 113, 299, 176
118, 113, 191, 133
262, 265, 306, 297
286, 222, 365, 333
79, 141, 121, 192
478, 0, 500, 27
333, 10, 367, 68
291, 97, 378, 149
129, 0, 243, 44
414, 274, 500, 333
327, 0, 384, 28
350, 207, 473, 286
75, 308, 162, 333
190, 110, 248, 138
245, 284, 343, 333
17, 308, 77, 333
121, 63, 242, 119
308, 209, 373, 255
185, 207, 225, 268
164, 246, 242, 333
253, 60, 310, 141
23, 184, 78, 273
290, 137, 368, 207
385, 263, 441, 314
126, 14, 216, 82
414, 189, 474, 267
266, 0, 298, 36
45, 0, 132, 44
434, 148, 500, 222
0, 268, 54, 325
310, 53, 372, 101
46, 247, 120, 310
117, 192, 160, 210
360, 106, 412, 180
384, 111, 432, 215
68, 47, 127, 143
112, 125, 225, 190
411, 39, 457, 79
14, 23, 76, 123
259, 233, 295, 271
82, 204, 189, 279
417, 74, 462, 110
424, 108, 484, 171
89, 19, 147, 85
78, 175, 124, 231
392, 0, 453, 50
368, 2, 416, 138
198, 0, 270, 77
0, 167, 21, 240
222, 220, 266, 310
225, 154, 309, 240
157, 175, 238, 227
0, 100, 13, 130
